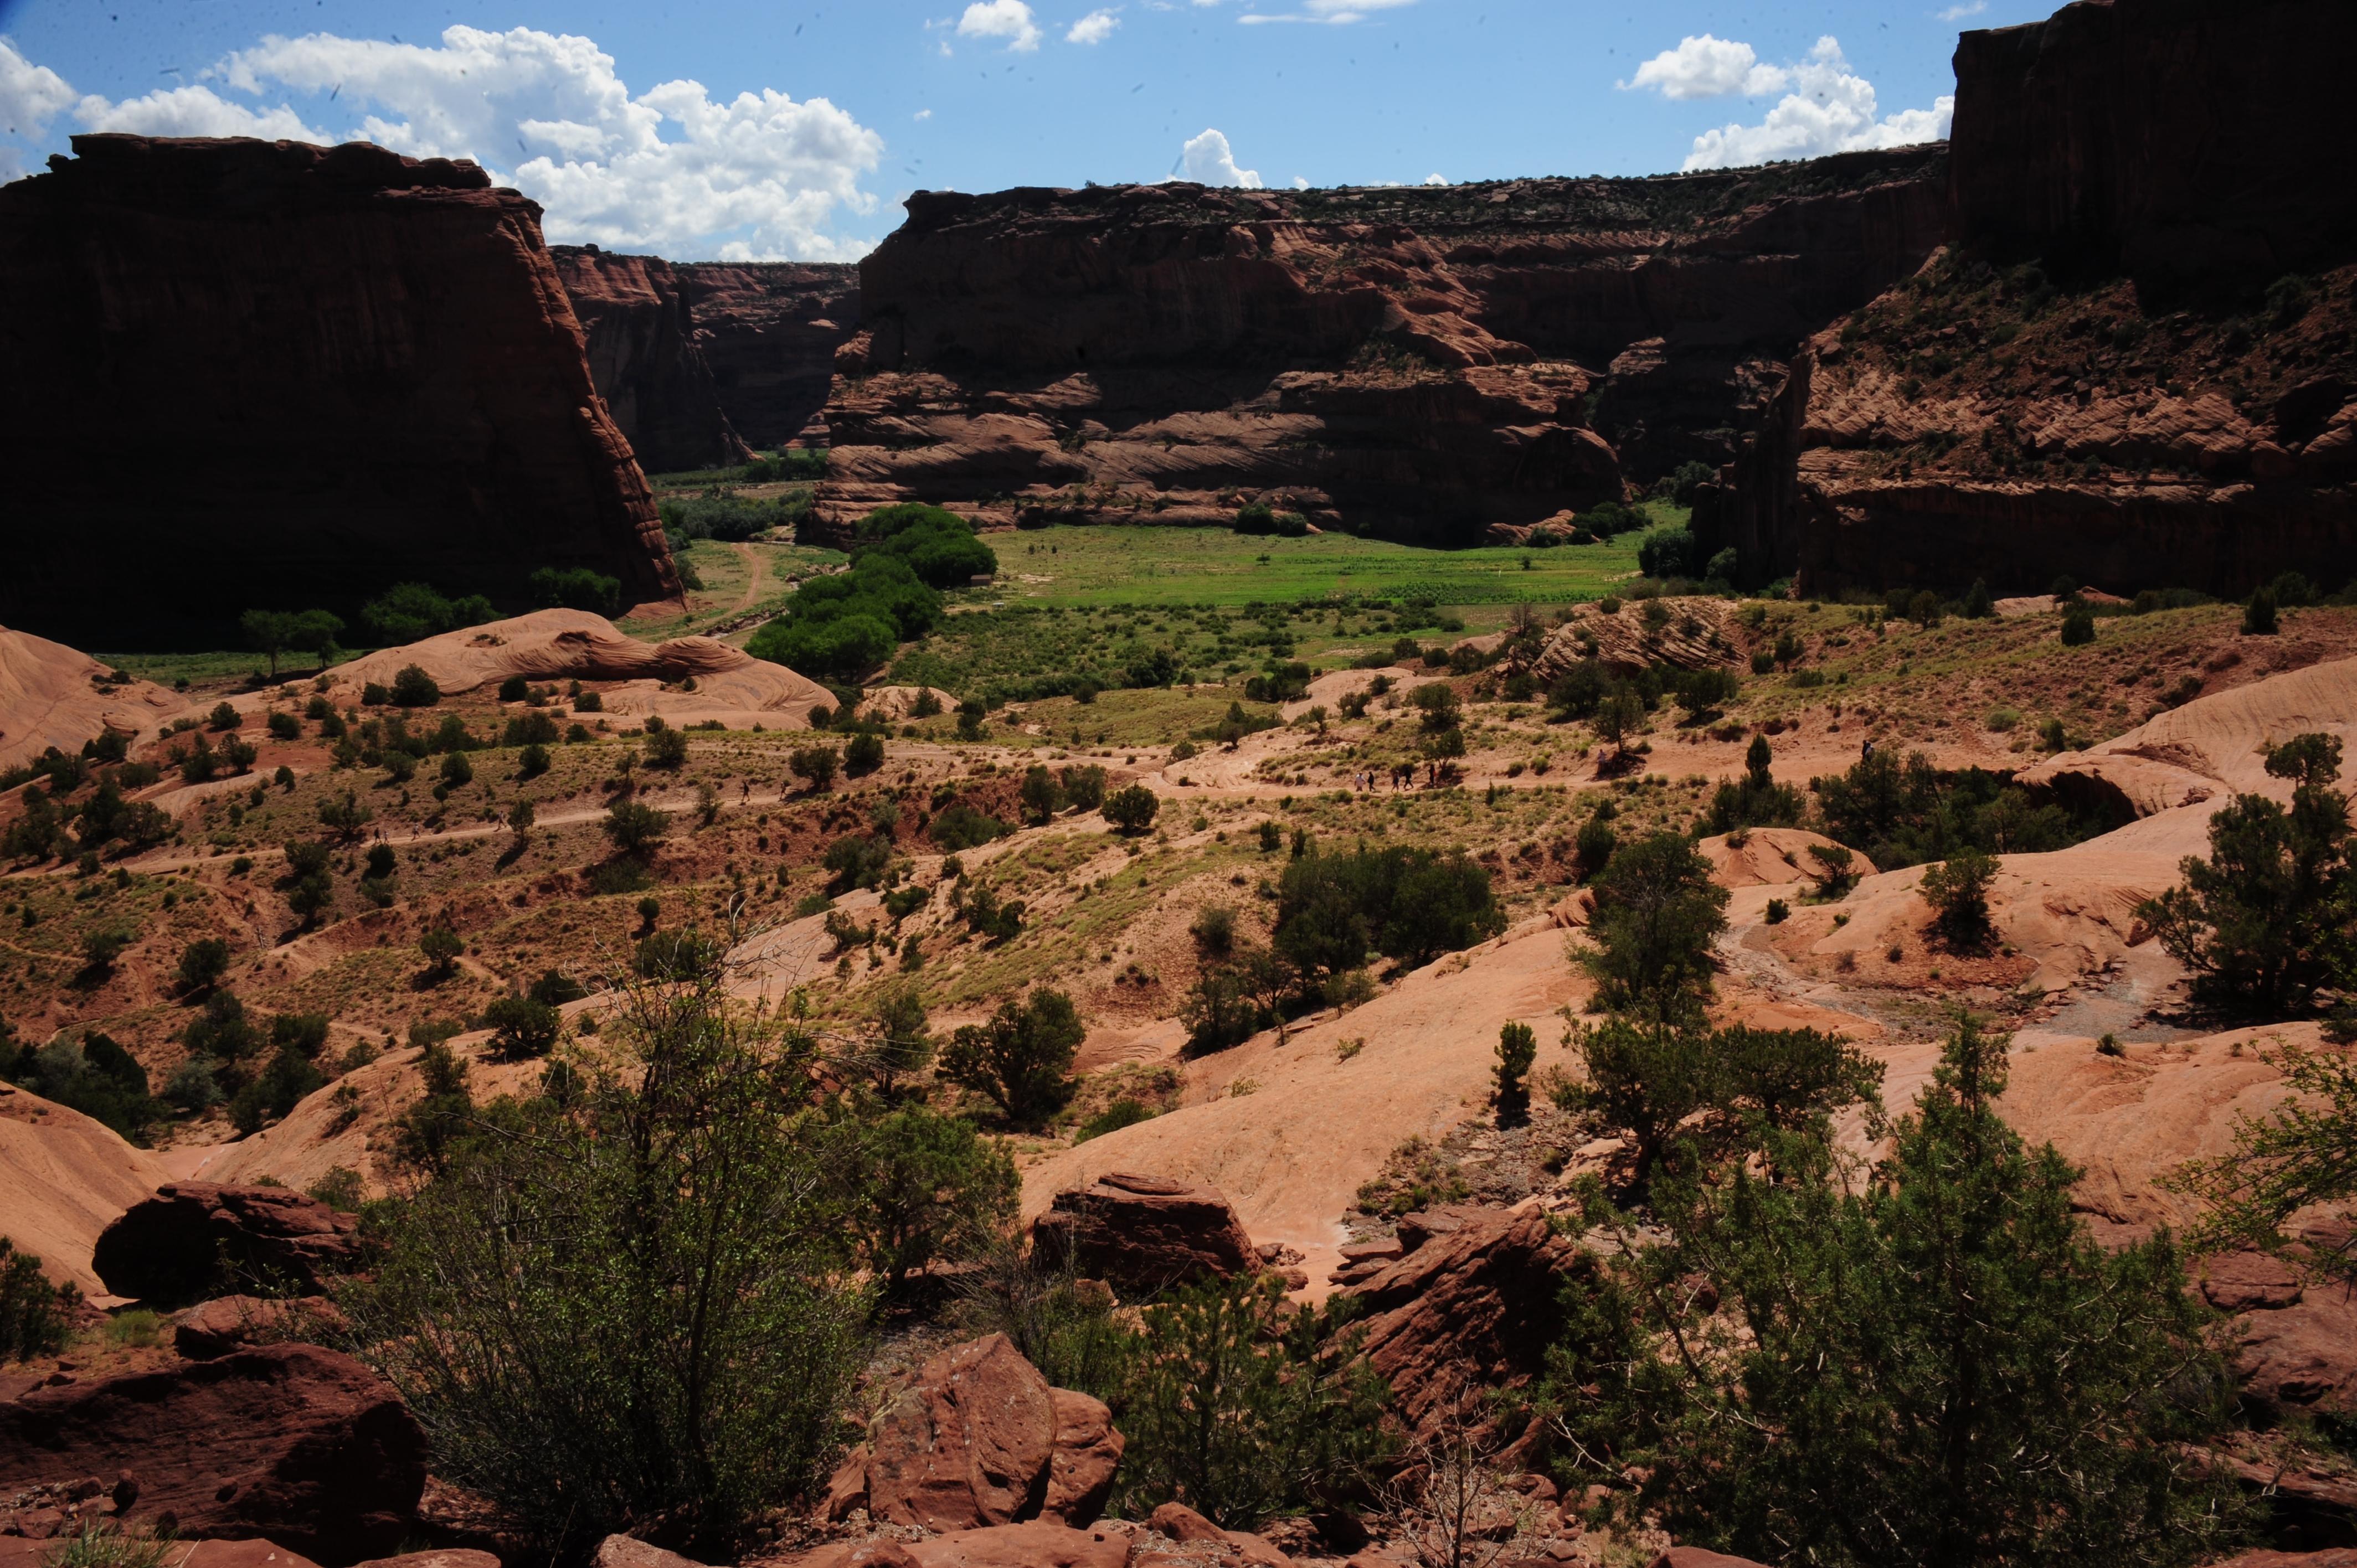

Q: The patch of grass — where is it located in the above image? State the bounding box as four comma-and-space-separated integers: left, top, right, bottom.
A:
966, 523, 1646, 610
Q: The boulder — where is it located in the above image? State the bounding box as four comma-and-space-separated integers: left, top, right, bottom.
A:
1648, 1552, 1775, 1568
1143, 1504, 1292, 1566
1031, 1172, 1259, 1298
1043, 1388, 1124, 1524
908, 1523, 1132, 1568
0, 1343, 428, 1562
92, 1182, 362, 1306
2209, 1555, 2357, 1568
173, 1295, 351, 1360
352, 1554, 503, 1568
1341, 1205, 1595, 1442
591, 1538, 709, 1568
848, 1334, 1124, 1533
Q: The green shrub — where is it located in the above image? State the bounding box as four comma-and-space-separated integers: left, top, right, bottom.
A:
1102, 784, 1161, 834
2060, 606, 2096, 646
1275, 843, 1505, 978
939, 990, 1084, 1128
2138, 734, 2353, 1018
1077, 1098, 1158, 1143
930, 802, 1007, 851
851, 503, 998, 588
530, 566, 622, 615
1543, 1014, 2237, 1568
2242, 585, 2279, 635
746, 554, 942, 679
483, 996, 563, 1058
0, 1236, 80, 1363
1579, 833, 1729, 1025
644, 724, 691, 770
390, 665, 441, 708
362, 582, 495, 646
345, 971, 869, 1557
1919, 847, 2000, 944
836, 1105, 1016, 1297
603, 801, 672, 858
1110, 1273, 1391, 1527
1636, 525, 1698, 580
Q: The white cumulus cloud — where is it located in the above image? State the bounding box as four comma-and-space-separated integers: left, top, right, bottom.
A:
1679, 37, 1953, 170
1067, 9, 1121, 44
1239, 0, 1415, 25
1176, 127, 1260, 188
958, 1, 1044, 52
0, 28, 886, 260
1624, 34, 1788, 100
1938, 1, 1988, 20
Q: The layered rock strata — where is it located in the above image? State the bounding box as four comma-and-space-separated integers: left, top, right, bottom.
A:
675, 262, 863, 447
1704, 0, 2357, 592
816, 153, 1946, 540
553, 246, 751, 473
0, 135, 677, 644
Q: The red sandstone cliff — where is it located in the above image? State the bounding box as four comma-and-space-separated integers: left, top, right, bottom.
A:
553, 245, 751, 474
673, 262, 862, 448
816, 152, 1944, 541
1697, 0, 2357, 596
1948, 0, 2357, 293
0, 135, 678, 643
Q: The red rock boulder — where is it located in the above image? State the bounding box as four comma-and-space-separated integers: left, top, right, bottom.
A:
789, 1523, 1131, 1568
1648, 1552, 1774, 1568
0, 1343, 428, 1563
1030, 1172, 1259, 1298
835, 1334, 1124, 1531
93, 1183, 362, 1306
1340, 1205, 1594, 1443
173, 1295, 351, 1360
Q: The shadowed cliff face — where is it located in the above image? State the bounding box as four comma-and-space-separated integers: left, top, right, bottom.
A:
553, 246, 750, 475
1702, 0, 2357, 596
0, 135, 677, 645
675, 263, 863, 450
816, 152, 1946, 542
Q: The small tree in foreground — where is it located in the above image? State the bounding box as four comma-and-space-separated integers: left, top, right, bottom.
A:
344, 956, 869, 1558
1110, 1271, 1392, 1528
1, 1236, 81, 1362
1918, 845, 1999, 946
1542, 1012, 2242, 1568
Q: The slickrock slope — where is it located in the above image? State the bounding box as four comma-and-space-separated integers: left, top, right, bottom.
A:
0, 627, 183, 771
0, 1082, 169, 1294
675, 262, 863, 447
819, 153, 1944, 540
0, 135, 678, 644
553, 246, 751, 473
1704, 0, 2357, 593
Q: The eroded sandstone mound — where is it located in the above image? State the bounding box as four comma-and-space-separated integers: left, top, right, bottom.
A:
319, 609, 835, 730
0, 628, 184, 772
818, 153, 1945, 540
0, 135, 678, 644
0, 1081, 170, 1293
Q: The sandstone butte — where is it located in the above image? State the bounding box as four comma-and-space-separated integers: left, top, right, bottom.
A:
1697, 0, 2357, 597
0, 135, 680, 646
805, 146, 1947, 542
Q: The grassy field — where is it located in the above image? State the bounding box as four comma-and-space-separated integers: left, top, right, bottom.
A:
962, 518, 1656, 611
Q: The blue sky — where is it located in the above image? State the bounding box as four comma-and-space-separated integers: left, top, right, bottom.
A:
0, 0, 2056, 260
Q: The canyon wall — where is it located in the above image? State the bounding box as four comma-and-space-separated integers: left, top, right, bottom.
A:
815, 151, 1945, 541
1948, 0, 2357, 293
1703, 0, 2357, 595
675, 263, 863, 449
0, 135, 677, 645
552, 245, 750, 474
